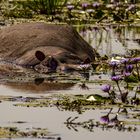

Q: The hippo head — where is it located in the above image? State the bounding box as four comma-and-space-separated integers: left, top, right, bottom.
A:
33, 50, 92, 73
34, 51, 59, 73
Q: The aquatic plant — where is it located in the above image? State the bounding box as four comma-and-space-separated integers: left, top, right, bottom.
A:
0, 126, 51, 139
100, 113, 110, 124
65, 107, 138, 132
101, 84, 111, 93
101, 55, 140, 103
26, 0, 68, 15
100, 108, 113, 124
79, 82, 89, 90
130, 57, 140, 80
125, 65, 133, 73
111, 75, 122, 82
0, 0, 139, 23
81, 2, 88, 10
67, 4, 74, 11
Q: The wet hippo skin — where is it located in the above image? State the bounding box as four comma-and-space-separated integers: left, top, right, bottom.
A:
0, 22, 97, 73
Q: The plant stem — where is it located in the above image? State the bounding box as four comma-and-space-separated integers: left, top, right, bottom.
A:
135, 62, 140, 80
107, 108, 113, 115
116, 81, 122, 96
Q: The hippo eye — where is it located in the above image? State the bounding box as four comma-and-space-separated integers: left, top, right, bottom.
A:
35, 51, 46, 61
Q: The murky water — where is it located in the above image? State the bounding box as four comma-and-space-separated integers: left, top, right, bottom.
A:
0, 24, 140, 140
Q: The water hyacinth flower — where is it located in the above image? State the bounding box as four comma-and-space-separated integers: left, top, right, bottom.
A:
120, 58, 129, 64
131, 57, 140, 63
109, 61, 118, 68
67, 5, 74, 11
101, 84, 111, 93
100, 114, 110, 124
100, 108, 112, 124
123, 72, 131, 77
92, 2, 100, 8
125, 64, 133, 73
81, 3, 88, 9
111, 75, 122, 82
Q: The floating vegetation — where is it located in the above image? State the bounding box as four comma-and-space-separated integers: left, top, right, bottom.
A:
0, 126, 61, 139
0, 88, 140, 136
64, 116, 138, 133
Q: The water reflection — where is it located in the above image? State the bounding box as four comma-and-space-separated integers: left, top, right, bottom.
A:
64, 107, 139, 133
76, 25, 140, 57
0, 77, 75, 93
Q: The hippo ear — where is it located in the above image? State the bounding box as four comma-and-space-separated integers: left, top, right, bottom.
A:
35, 51, 46, 61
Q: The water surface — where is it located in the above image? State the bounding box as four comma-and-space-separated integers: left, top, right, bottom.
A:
0, 24, 140, 140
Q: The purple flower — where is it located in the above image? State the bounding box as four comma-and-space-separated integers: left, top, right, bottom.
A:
126, 64, 133, 73
109, 61, 118, 68
67, 5, 74, 10
120, 58, 129, 64
123, 72, 131, 77
81, 3, 88, 8
131, 57, 140, 63
111, 75, 122, 81
100, 114, 109, 124
92, 2, 100, 8
101, 84, 111, 92
100, 108, 112, 124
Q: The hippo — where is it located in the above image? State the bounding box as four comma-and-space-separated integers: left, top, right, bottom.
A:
0, 22, 97, 73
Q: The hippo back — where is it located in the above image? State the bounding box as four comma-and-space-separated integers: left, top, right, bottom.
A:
0, 22, 96, 66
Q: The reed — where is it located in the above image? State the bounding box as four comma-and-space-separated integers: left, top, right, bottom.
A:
27, 0, 68, 15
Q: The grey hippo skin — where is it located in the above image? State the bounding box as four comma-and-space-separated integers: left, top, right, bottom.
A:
0, 22, 97, 73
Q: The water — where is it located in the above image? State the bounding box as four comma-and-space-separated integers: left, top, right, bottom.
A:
0, 24, 140, 140
77, 24, 140, 56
